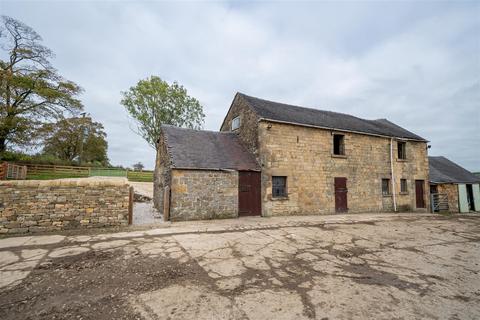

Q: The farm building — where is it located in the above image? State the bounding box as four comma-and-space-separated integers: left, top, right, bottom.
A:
154, 93, 430, 221
429, 156, 480, 213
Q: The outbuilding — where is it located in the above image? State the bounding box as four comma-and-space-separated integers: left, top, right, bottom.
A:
154, 125, 260, 221
429, 156, 480, 213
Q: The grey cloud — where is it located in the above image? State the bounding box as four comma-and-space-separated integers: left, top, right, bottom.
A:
2, 1, 478, 170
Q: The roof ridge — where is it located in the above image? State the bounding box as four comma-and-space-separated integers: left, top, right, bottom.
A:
161, 124, 235, 135
238, 92, 377, 122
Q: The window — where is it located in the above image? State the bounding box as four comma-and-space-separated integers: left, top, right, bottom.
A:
398, 141, 406, 160
401, 179, 408, 193
272, 176, 287, 198
333, 134, 345, 155
231, 116, 241, 130
382, 179, 390, 195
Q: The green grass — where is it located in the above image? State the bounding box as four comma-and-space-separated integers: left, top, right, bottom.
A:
90, 168, 126, 177
26, 172, 88, 180
127, 171, 153, 182
24, 166, 152, 182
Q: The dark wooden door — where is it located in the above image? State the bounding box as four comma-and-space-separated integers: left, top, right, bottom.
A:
415, 180, 425, 208
334, 177, 348, 213
239, 171, 261, 217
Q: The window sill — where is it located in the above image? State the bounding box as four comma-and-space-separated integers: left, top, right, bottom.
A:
331, 154, 347, 159
396, 159, 408, 162
271, 196, 289, 201
399, 192, 409, 195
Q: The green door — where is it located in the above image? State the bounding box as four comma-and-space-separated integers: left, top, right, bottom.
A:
473, 184, 480, 212
458, 184, 469, 213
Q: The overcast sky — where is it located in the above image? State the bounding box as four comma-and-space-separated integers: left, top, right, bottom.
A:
1, 1, 479, 170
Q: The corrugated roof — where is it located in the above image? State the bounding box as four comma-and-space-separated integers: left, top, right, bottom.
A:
238, 93, 427, 141
429, 156, 480, 184
161, 125, 260, 171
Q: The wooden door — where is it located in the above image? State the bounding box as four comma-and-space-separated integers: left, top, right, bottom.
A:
238, 171, 261, 217
415, 180, 425, 208
334, 177, 348, 213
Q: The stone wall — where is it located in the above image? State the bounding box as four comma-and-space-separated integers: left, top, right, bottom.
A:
220, 94, 260, 159
257, 121, 430, 216
153, 131, 172, 214
0, 178, 130, 234
169, 169, 238, 221
437, 183, 459, 213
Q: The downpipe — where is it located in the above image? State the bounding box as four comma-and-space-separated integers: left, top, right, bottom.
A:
390, 138, 397, 212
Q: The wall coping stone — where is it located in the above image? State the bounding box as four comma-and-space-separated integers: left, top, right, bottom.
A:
0, 177, 129, 187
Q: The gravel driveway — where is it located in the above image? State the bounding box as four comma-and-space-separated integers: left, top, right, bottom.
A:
0, 214, 479, 319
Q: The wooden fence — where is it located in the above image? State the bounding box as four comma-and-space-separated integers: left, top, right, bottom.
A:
7, 163, 154, 182
25, 164, 90, 180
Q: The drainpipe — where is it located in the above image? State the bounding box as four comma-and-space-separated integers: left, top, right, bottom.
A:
390, 138, 397, 212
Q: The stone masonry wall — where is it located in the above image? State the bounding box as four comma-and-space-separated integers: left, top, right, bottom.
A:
220, 94, 260, 159
0, 178, 130, 234
153, 131, 172, 215
437, 183, 459, 213
170, 169, 238, 221
258, 121, 430, 216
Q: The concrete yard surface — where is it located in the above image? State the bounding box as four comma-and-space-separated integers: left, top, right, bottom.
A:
0, 213, 479, 319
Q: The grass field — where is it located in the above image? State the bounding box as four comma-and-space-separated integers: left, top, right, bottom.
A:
23, 164, 153, 182
127, 170, 154, 182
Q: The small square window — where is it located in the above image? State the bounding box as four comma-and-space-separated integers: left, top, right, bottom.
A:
400, 179, 408, 193
272, 176, 287, 198
382, 179, 390, 195
333, 134, 345, 155
398, 141, 406, 160
231, 116, 241, 130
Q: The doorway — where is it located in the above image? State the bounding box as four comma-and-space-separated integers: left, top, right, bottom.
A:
238, 171, 261, 217
466, 184, 475, 211
334, 177, 348, 213
415, 180, 425, 208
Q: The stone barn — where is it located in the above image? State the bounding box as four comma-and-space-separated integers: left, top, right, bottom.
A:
154, 93, 430, 221
154, 125, 260, 221
429, 156, 480, 213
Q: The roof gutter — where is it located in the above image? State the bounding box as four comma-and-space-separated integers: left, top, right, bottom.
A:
172, 167, 261, 172
258, 118, 428, 142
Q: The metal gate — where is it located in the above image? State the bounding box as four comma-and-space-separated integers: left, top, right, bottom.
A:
431, 193, 449, 212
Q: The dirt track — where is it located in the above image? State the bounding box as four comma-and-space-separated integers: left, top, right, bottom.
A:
0, 214, 479, 319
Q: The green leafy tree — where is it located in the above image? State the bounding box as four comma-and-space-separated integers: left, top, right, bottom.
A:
41, 116, 109, 166
0, 15, 83, 153
120, 76, 204, 149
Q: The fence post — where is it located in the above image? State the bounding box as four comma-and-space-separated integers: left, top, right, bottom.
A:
128, 186, 134, 225
163, 186, 170, 221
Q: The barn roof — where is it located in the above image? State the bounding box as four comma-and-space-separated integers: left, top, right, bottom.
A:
429, 156, 480, 184
237, 93, 427, 141
161, 125, 260, 171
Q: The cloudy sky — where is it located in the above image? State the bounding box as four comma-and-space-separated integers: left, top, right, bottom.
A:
2, 0, 479, 170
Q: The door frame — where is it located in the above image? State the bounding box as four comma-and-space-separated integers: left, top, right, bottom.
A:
415, 180, 426, 209
334, 177, 348, 213
238, 171, 262, 217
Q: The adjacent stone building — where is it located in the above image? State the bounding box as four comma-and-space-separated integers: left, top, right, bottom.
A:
155, 93, 430, 220
429, 156, 480, 213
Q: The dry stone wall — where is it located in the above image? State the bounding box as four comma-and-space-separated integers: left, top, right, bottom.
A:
0, 178, 130, 234
170, 169, 238, 221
